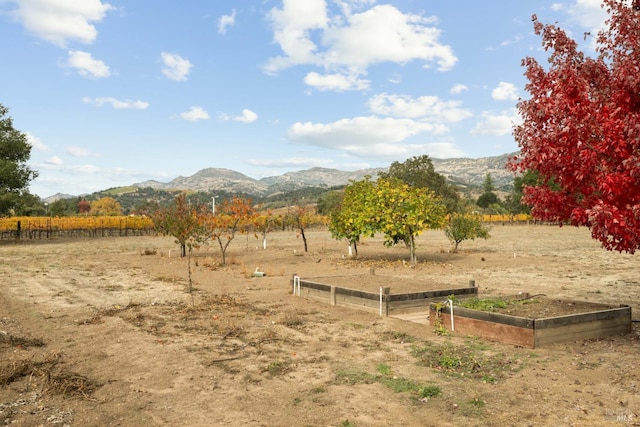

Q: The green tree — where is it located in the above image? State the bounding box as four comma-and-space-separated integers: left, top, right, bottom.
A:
0, 104, 38, 216
477, 173, 500, 209
379, 155, 460, 213
316, 189, 344, 215
329, 177, 377, 256
505, 170, 540, 215
444, 214, 490, 253
374, 178, 447, 266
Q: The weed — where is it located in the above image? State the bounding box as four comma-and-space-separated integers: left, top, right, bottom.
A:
265, 360, 291, 376
336, 367, 441, 400
340, 420, 356, 427
411, 341, 523, 382
417, 385, 442, 398
376, 363, 392, 375
382, 331, 416, 343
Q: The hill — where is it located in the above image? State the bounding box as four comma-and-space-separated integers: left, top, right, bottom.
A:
132, 153, 515, 197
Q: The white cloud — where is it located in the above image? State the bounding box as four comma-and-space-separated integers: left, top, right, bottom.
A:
303, 71, 370, 91
551, 3, 563, 12
368, 93, 472, 122
470, 109, 520, 136
66, 146, 91, 157
567, 0, 608, 30
264, 2, 457, 90
492, 82, 519, 101
179, 106, 209, 121
161, 52, 193, 81
7, 0, 113, 47
26, 132, 48, 151
65, 50, 110, 78
82, 97, 149, 109
287, 116, 449, 159
218, 9, 236, 34
44, 156, 63, 166
450, 84, 468, 95
221, 109, 258, 123
247, 157, 333, 168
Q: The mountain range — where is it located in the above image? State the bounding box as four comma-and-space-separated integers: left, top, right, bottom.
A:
132, 153, 516, 197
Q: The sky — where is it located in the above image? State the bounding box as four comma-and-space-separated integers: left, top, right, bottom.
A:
0, 0, 613, 198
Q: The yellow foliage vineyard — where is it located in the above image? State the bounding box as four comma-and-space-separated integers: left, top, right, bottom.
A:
0, 216, 153, 232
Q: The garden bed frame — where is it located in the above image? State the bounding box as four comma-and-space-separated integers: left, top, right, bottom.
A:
429, 300, 632, 348
290, 275, 478, 316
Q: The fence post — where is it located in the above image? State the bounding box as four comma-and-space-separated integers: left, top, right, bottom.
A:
380, 287, 390, 317
330, 286, 336, 306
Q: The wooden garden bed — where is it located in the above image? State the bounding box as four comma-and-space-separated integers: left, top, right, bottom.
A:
429, 296, 632, 348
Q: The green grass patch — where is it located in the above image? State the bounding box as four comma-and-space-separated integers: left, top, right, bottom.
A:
336, 367, 441, 400
410, 341, 523, 382
454, 296, 539, 312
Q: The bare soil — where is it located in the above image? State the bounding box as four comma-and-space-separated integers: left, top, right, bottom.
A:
1, 225, 639, 426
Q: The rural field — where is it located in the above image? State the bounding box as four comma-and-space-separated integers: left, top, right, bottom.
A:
1, 224, 639, 426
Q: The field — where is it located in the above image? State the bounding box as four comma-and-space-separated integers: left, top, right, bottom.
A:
1, 225, 639, 426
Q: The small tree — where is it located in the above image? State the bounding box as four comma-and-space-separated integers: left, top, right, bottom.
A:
374, 178, 447, 266
444, 214, 490, 253
206, 196, 255, 264
329, 177, 377, 256
78, 199, 91, 215
290, 205, 313, 252
153, 193, 209, 302
253, 208, 274, 250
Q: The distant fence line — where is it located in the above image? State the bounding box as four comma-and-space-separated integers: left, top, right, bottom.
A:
0, 216, 155, 240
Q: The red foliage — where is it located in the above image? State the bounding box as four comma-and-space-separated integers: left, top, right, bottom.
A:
509, 1, 640, 253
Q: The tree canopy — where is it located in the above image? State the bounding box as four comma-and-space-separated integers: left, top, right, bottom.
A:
509, 1, 640, 253
379, 155, 460, 213
0, 104, 38, 216
329, 176, 446, 265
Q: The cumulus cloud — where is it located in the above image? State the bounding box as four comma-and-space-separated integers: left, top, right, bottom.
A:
303, 72, 370, 91
287, 116, 448, 159
470, 109, 521, 136
178, 106, 209, 121
66, 146, 91, 157
82, 97, 149, 109
65, 50, 110, 78
6, 0, 113, 47
368, 93, 472, 122
264, 2, 457, 91
218, 9, 236, 34
221, 109, 258, 123
161, 52, 193, 81
450, 84, 468, 95
492, 82, 519, 101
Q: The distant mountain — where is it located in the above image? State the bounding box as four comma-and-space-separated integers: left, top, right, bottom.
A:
132, 153, 516, 197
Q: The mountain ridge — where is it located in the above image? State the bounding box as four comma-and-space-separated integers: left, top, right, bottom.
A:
131, 153, 516, 197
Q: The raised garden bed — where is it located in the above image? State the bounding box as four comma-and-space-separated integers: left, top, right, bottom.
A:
429, 296, 632, 348
291, 274, 478, 316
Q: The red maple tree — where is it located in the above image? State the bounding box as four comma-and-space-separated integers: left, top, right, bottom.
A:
509, 0, 640, 253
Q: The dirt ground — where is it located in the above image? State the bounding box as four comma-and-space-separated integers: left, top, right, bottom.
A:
1, 224, 639, 427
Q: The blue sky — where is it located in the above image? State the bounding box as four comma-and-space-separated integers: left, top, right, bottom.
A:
0, 0, 611, 197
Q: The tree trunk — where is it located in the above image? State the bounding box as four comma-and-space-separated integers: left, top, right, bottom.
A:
409, 235, 417, 266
